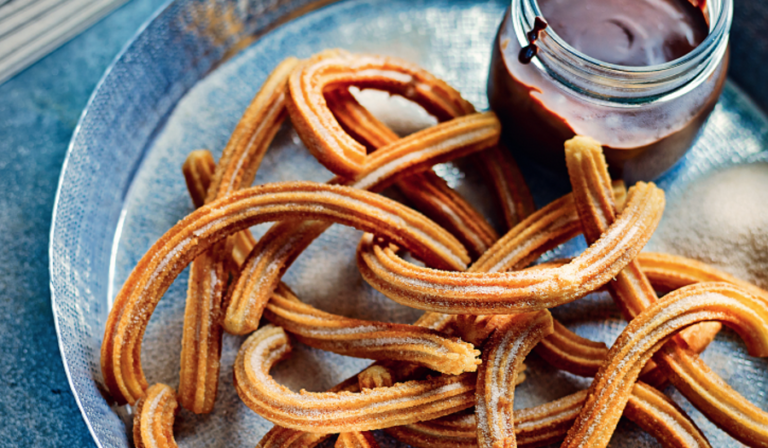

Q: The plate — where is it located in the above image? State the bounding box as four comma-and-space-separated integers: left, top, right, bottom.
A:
50, 0, 768, 447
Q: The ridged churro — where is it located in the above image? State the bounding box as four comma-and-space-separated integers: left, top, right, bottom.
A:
288, 51, 475, 176
133, 383, 179, 448
475, 310, 553, 448
234, 325, 476, 433
562, 283, 768, 448
336, 432, 380, 448
387, 381, 708, 448
357, 182, 664, 314
178, 58, 298, 414
262, 283, 480, 374
565, 136, 768, 446
223, 112, 500, 335
102, 181, 470, 405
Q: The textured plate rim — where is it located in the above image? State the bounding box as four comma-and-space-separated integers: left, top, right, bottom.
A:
48, 0, 177, 445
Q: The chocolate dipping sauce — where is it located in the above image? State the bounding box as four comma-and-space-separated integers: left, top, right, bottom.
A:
488, 0, 729, 181
539, 0, 709, 66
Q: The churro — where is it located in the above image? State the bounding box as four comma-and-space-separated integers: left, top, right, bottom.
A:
132, 383, 178, 448
565, 136, 768, 445
263, 283, 480, 374
475, 310, 553, 448
223, 112, 500, 334
288, 51, 475, 176
357, 181, 664, 314
178, 58, 298, 414
562, 283, 768, 448
336, 432, 380, 448
387, 382, 709, 448
234, 325, 476, 432
102, 181, 470, 405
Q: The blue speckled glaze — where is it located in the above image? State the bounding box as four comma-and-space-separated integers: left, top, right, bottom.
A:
0, 0, 758, 448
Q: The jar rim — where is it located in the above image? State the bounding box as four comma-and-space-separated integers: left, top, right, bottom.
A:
514, 0, 733, 102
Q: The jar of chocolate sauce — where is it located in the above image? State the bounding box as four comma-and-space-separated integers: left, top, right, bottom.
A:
488, 0, 732, 181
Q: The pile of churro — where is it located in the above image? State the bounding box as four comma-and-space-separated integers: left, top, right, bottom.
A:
101, 50, 768, 448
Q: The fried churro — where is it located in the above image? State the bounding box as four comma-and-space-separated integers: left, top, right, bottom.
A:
234, 325, 476, 433
262, 283, 480, 374
562, 283, 768, 448
133, 383, 179, 448
102, 181, 470, 405
357, 181, 663, 314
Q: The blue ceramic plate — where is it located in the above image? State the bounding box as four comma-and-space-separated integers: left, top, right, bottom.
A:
50, 0, 768, 447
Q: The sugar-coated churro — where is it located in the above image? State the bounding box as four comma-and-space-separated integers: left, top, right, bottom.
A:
475, 310, 553, 448
178, 58, 299, 414
562, 283, 768, 448
102, 181, 469, 405
288, 51, 475, 177
224, 112, 499, 335
565, 136, 768, 446
336, 432, 380, 448
133, 383, 179, 448
387, 381, 709, 448
357, 182, 663, 314
234, 325, 476, 433
263, 283, 480, 374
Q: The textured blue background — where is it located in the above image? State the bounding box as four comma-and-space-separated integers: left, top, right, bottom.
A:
0, 0, 767, 447
0, 0, 166, 446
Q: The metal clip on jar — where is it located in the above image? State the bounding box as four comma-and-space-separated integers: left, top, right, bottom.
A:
488, 0, 732, 181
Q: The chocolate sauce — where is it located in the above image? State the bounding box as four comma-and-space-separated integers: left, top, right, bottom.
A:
488, 2, 729, 181
519, 17, 548, 64
538, 0, 709, 66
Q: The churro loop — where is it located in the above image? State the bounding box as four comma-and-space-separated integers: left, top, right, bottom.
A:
262, 283, 480, 374
326, 73, 499, 258
356, 182, 664, 314
132, 383, 179, 448
224, 112, 499, 334
475, 310, 553, 448
234, 325, 476, 433
562, 283, 768, 448
101, 181, 469, 405
288, 51, 475, 176
179, 58, 299, 414
565, 136, 768, 445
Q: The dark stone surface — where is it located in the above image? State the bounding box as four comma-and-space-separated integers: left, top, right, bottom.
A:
0, 0, 765, 447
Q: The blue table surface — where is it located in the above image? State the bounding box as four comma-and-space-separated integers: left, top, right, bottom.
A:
1, 0, 767, 447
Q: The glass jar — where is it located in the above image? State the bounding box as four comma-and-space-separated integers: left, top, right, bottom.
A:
488, 0, 732, 181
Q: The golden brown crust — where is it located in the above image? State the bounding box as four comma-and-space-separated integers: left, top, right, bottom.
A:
133, 383, 178, 448
263, 284, 480, 374
562, 283, 768, 448
181, 150, 216, 208
475, 310, 554, 448
564, 136, 768, 446
234, 325, 476, 433
101, 182, 469, 404
178, 58, 299, 414
287, 51, 475, 177
625, 382, 711, 448
357, 182, 664, 314
223, 112, 499, 335
335, 432, 380, 448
